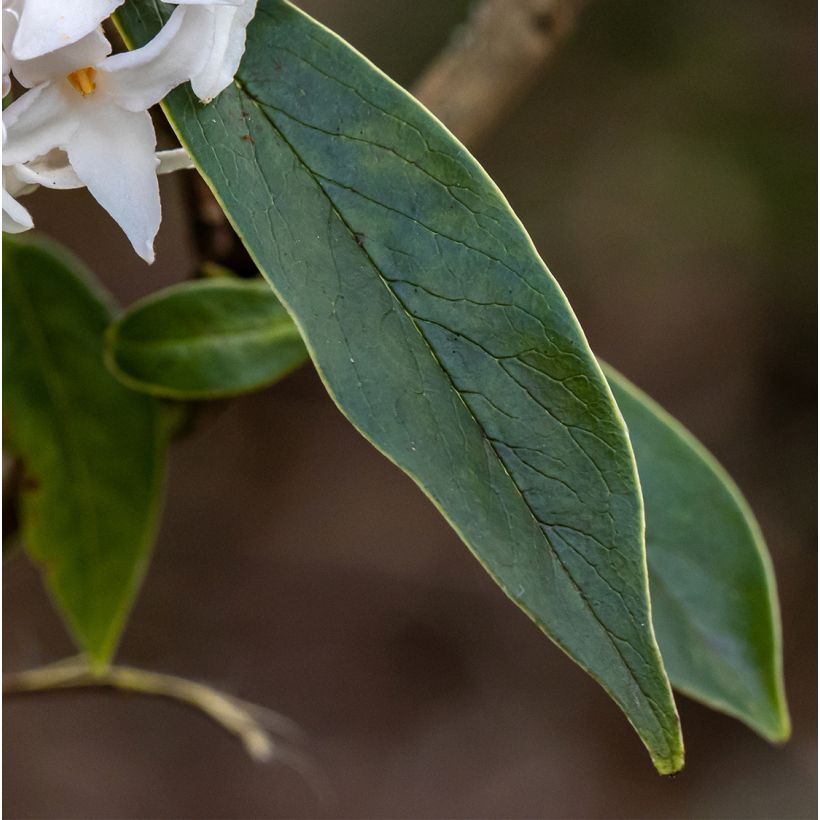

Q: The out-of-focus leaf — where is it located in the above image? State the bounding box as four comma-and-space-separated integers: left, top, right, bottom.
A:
607, 367, 790, 742
105, 278, 308, 399
118, 0, 685, 772
3, 234, 169, 667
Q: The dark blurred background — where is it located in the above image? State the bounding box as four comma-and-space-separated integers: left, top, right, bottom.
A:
4, 0, 817, 817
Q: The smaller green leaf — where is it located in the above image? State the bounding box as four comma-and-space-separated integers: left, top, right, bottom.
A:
3, 234, 169, 667
105, 279, 308, 399
606, 367, 790, 742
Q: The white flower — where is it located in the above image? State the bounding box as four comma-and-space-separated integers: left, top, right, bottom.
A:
3, 6, 112, 89
3, 6, 208, 262
2, 0, 114, 99
5, 0, 256, 102
2, 0, 257, 255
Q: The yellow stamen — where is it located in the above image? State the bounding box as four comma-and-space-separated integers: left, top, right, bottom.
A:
66, 67, 97, 96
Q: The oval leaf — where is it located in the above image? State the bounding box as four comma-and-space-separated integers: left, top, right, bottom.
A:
607, 368, 790, 742
119, 0, 683, 771
3, 234, 168, 667
105, 278, 308, 399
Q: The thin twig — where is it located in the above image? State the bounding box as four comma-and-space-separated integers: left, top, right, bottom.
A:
3, 658, 301, 762
184, 172, 257, 274
412, 0, 587, 147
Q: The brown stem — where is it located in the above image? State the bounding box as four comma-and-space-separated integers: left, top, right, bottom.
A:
412, 0, 587, 147
183, 172, 257, 275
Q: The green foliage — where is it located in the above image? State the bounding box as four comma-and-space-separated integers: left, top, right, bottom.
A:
608, 370, 790, 742
99, 273, 788, 742
105, 278, 308, 399
118, 0, 684, 772
3, 235, 169, 667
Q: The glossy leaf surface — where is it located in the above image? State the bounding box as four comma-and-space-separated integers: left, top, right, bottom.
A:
119, 0, 683, 771
3, 235, 168, 666
105, 278, 308, 399
608, 369, 790, 742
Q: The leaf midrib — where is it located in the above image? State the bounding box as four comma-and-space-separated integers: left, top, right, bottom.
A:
115, 316, 301, 352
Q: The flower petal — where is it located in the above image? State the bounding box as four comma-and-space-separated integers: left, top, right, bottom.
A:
66, 103, 160, 262
11, 149, 84, 190
9, 28, 112, 88
2, 185, 34, 232
100, 5, 210, 112
189, 0, 256, 102
7, 145, 191, 203
3, 47, 11, 97
2, 82, 80, 165
12, 0, 122, 60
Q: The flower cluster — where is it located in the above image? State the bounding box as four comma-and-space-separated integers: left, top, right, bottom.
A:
2, 0, 257, 262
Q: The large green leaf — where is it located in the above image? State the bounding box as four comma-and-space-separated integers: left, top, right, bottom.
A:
99, 272, 789, 740
118, 0, 683, 771
607, 369, 790, 742
105, 278, 308, 399
3, 234, 168, 667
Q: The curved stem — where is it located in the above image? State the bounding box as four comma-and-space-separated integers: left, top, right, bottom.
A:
3, 658, 301, 762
